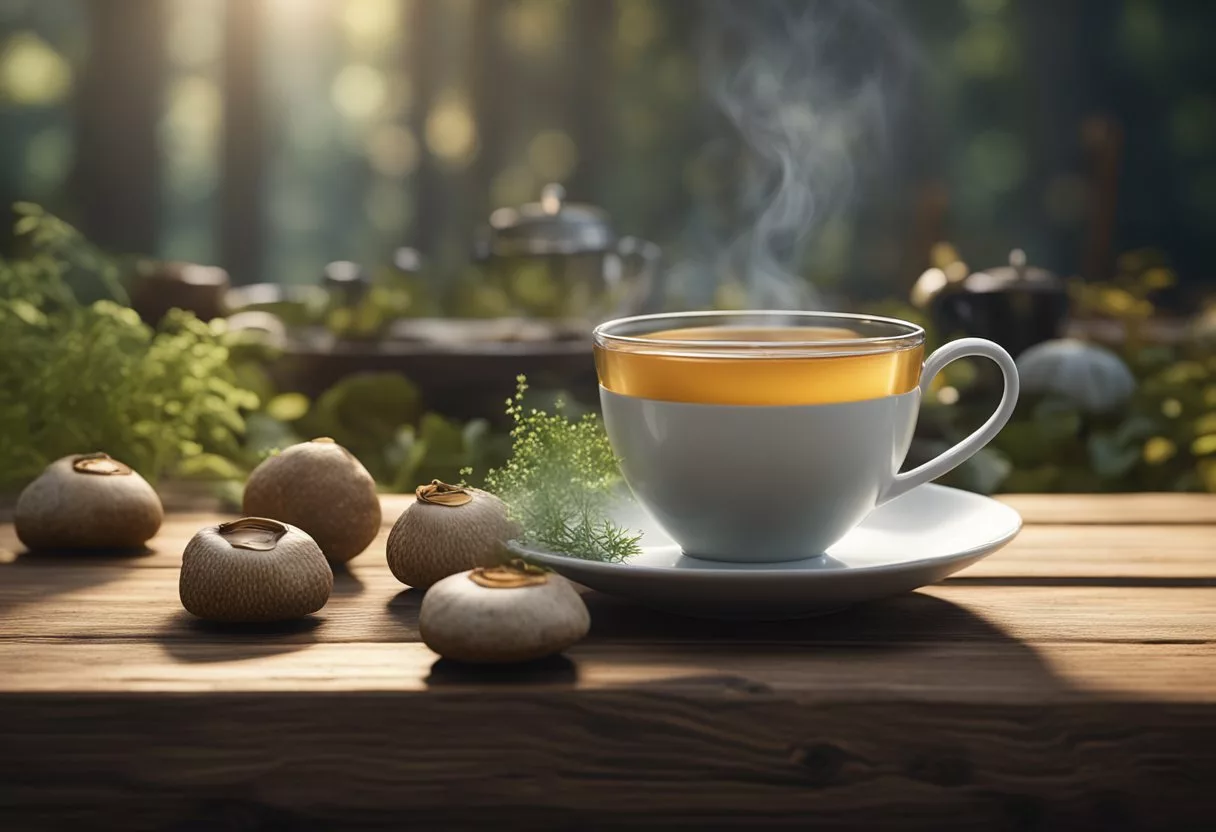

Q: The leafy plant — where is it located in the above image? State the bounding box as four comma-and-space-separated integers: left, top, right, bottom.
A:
482, 376, 641, 562
0, 205, 258, 492
235, 371, 505, 494
873, 251, 1216, 495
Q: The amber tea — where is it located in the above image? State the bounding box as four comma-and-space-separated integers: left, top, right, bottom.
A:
594, 325, 925, 406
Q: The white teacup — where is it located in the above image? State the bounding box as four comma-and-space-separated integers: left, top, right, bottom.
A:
593, 310, 1019, 563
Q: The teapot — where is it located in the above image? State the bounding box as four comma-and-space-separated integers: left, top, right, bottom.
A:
475, 183, 660, 324
920, 249, 1070, 358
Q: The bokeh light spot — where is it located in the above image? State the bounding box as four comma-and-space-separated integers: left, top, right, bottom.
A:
367, 125, 419, 178
162, 75, 223, 198
0, 33, 72, 105
1143, 436, 1176, 465
332, 63, 388, 121
527, 130, 578, 182
341, 0, 400, 52
167, 0, 223, 69
504, 0, 566, 58
425, 92, 479, 166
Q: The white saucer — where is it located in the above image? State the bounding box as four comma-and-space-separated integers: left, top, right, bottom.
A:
507, 484, 1022, 620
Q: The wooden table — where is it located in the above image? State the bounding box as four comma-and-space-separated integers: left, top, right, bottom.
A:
2, 494, 1214, 830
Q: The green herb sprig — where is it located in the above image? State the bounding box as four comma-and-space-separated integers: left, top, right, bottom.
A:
482, 376, 641, 562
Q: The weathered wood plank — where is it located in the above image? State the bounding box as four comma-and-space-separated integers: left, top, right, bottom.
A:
0, 641, 1213, 703
1, 561, 1213, 646
0, 693, 1212, 830
4, 517, 1214, 582
7, 492, 1216, 532
0, 494, 1213, 829
998, 492, 1216, 525
955, 524, 1216, 580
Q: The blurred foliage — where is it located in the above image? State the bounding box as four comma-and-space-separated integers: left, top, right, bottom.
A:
873, 254, 1215, 495
0, 204, 257, 491
996, 256, 1216, 494
5, 204, 1213, 499
240, 371, 507, 495
0, 207, 506, 495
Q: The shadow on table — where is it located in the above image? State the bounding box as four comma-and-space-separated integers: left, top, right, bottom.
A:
0, 543, 157, 613
331, 563, 365, 596
155, 611, 323, 663
581, 589, 1013, 644
427, 655, 579, 687
384, 587, 424, 633
3, 544, 155, 561
570, 589, 1067, 697
417, 589, 1064, 697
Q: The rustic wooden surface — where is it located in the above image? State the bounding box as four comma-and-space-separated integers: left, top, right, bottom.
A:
1, 494, 1214, 831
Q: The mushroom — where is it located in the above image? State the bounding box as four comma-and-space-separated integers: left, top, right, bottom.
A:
242, 438, 381, 564
179, 517, 333, 623
14, 453, 164, 550
386, 480, 519, 589
419, 560, 590, 663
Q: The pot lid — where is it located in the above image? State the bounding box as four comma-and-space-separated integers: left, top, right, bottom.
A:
963, 249, 1063, 293
484, 183, 614, 256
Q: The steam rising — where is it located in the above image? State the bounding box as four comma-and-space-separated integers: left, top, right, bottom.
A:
670, 0, 913, 309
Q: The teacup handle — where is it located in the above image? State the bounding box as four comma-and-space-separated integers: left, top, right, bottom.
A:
881, 337, 1019, 504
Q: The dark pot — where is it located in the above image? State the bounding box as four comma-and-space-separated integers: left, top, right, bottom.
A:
930, 250, 1069, 359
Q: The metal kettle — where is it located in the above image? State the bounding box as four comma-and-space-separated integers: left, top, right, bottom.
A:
475, 183, 660, 323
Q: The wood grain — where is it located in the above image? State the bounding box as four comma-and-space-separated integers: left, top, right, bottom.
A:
5, 490, 1214, 532
1, 641, 1214, 702
2, 563, 1214, 646
1, 694, 1213, 830
997, 492, 1216, 525
4, 516, 1215, 582
1, 495, 1214, 829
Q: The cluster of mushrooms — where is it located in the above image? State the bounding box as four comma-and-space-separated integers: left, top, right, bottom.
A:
13, 441, 589, 664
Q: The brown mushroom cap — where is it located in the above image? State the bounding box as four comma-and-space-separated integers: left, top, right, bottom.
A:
242, 439, 381, 564
179, 518, 333, 623
14, 453, 164, 550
